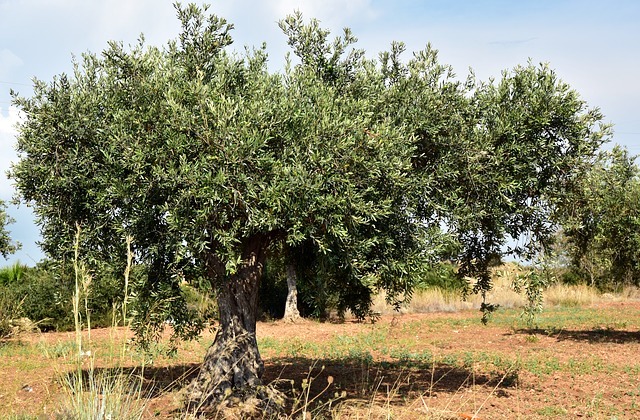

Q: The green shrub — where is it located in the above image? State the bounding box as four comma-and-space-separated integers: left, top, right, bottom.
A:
181, 279, 217, 324
1, 260, 129, 332
0, 261, 28, 286
11, 263, 74, 331
0, 288, 24, 338
557, 268, 585, 286
414, 262, 466, 292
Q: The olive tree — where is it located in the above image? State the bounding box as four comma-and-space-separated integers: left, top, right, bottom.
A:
360, 47, 610, 318
444, 63, 610, 316
10, 4, 426, 408
556, 146, 640, 286
9, 3, 609, 410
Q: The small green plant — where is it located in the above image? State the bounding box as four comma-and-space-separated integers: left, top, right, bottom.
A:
40, 340, 75, 359
388, 347, 433, 366
512, 267, 549, 327
0, 261, 28, 285
536, 405, 568, 416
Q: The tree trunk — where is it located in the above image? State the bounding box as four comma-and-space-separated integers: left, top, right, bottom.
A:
283, 262, 302, 322
187, 234, 277, 412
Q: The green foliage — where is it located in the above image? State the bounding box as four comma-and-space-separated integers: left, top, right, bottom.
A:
0, 261, 129, 331
362, 48, 609, 318
556, 146, 640, 287
0, 261, 28, 285
437, 63, 609, 317
8, 2, 609, 341
180, 279, 217, 324
555, 267, 583, 286
0, 262, 72, 332
0, 201, 19, 259
414, 262, 465, 292
15, 265, 74, 331
512, 267, 551, 327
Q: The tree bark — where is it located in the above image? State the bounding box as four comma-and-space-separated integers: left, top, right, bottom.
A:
187, 234, 275, 412
283, 262, 302, 322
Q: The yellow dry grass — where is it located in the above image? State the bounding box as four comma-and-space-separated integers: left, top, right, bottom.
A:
371, 263, 639, 316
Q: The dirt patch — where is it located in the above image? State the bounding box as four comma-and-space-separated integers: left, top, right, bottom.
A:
1, 301, 639, 418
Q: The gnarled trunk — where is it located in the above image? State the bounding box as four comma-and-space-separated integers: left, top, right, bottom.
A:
283, 262, 301, 322
187, 234, 274, 411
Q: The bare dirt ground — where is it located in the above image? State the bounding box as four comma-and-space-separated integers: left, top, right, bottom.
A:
1, 301, 639, 419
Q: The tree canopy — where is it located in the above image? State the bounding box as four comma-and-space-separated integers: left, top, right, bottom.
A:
0, 201, 19, 259
556, 146, 640, 287
9, 3, 610, 410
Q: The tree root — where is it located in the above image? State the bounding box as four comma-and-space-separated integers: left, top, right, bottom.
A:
184, 383, 286, 419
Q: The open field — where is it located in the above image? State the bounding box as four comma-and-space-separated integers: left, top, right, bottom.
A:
1, 298, 639, 419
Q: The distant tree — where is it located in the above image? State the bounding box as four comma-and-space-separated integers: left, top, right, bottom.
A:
9, 3, 609, 411
364, 51, 610, 319
556, 146, 640, 287
282, 253, 302, 322
440, 63, 610, 317
0, 201, 19, 259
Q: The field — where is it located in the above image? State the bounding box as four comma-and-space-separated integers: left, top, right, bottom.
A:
1, 296, 639, 419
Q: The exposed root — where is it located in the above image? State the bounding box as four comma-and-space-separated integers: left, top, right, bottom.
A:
184, 382, 286, 419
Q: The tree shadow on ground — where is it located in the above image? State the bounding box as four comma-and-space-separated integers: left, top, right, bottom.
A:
511, 327, 640, 344
75, 356, 516, 413
69, 362, 201, 398
262, 356, 517, 411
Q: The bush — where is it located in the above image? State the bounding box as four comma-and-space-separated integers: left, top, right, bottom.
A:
0, 288, 24, 338
556, 268, 585, 286
0, 261, 28, 286
10, 262, 74, 331
0, 260, 129, 332
181, 279, 217, 325
414, 262, 466, 292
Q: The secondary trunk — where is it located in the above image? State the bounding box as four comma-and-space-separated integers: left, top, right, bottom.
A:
283, 262, 301, 322
187, 234, 274, 411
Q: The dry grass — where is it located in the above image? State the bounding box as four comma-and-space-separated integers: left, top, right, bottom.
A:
544, 284, 599, 307
54, 225, 150, 420
371, 263, 639, 316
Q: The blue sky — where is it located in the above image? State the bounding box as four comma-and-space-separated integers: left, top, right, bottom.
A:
1, 0, 639, 266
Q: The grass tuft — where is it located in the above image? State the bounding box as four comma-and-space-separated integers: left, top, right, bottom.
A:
55, 225, 149, 419
58, 369, 147, 420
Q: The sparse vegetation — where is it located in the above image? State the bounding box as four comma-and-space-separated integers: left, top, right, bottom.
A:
1, 295, 638, 418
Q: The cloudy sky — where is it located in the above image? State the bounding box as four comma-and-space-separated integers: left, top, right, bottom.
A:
1, 0, 639, 265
